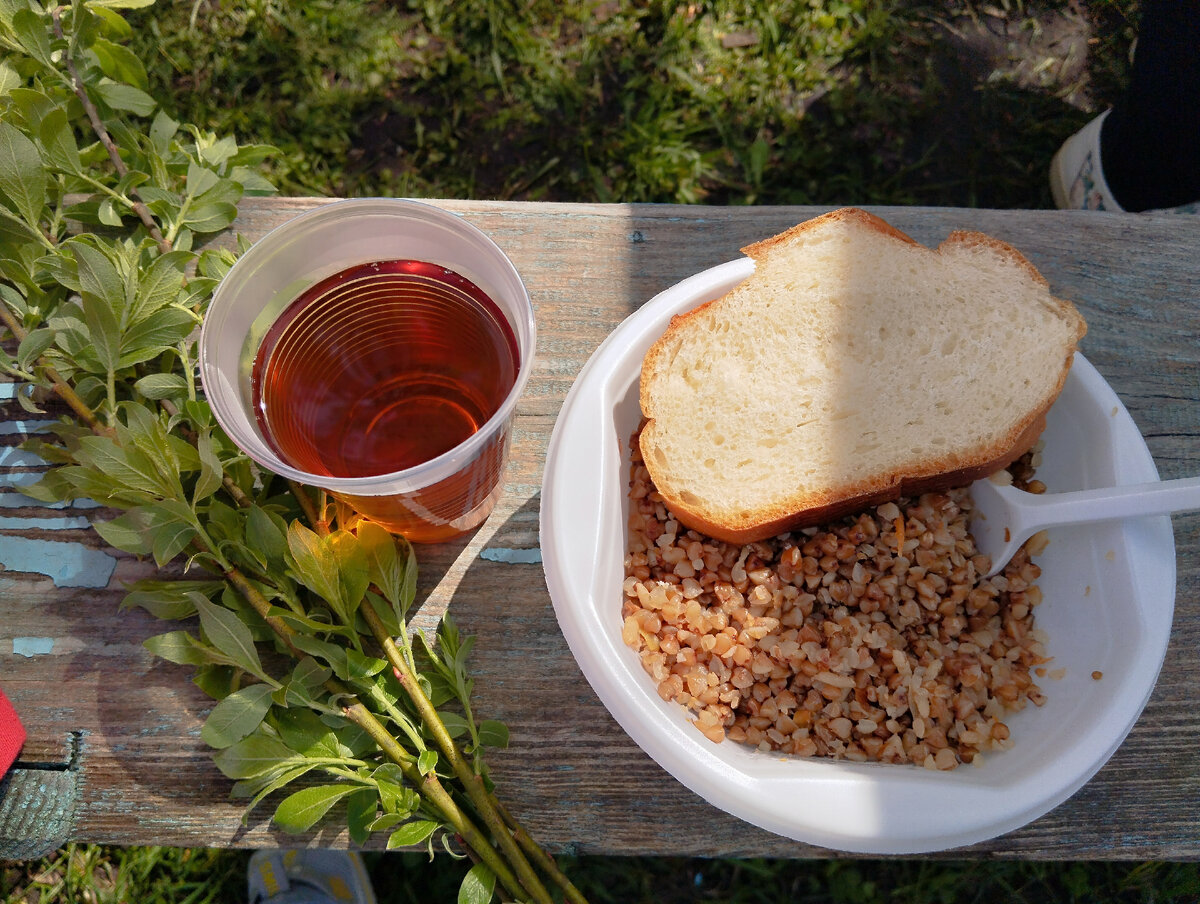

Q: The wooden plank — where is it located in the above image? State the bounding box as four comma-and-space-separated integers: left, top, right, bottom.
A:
0, 201, 1197, 858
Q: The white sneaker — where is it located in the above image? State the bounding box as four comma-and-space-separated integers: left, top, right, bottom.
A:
248, 850, 378, 904
1049, 110, 1124, 211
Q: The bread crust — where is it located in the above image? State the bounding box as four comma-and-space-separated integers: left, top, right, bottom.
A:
637, 207, 1086, 545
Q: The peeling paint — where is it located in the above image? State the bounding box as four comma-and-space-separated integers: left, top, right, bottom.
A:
0, 472, 100, 509
0, 447, 46, 467
0, 536, 115, 587
0, 492, 101, 510
0, 421, 51, 436
12, 637, 55, 657
480, 547, 542, 564
0, 514, 92, 530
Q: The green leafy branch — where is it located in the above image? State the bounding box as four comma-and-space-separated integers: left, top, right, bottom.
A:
0, 3, 585, 903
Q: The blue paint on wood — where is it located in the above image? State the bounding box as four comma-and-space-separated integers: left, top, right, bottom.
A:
0, 492, 100, 510
479, 547, 542, 564
0, 421, 50, 436
0, 447, 46, 467
0, 536, 115, 587
0, 514, 91, 530
12, 637, 55, 657
0, 384, 13, 400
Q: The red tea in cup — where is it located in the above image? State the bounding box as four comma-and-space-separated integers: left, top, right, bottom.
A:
251, 260, 518, 540
200, 200, 534, 543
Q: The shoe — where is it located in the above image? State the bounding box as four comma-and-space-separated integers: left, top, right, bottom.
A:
248, 850, 378, 904
1049, 110, 1125, 211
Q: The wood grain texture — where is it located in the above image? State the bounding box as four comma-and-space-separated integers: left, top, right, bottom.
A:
1, 201, 1197, 859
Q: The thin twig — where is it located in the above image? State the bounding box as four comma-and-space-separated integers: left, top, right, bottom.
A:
362, 604, 555, 904
0, 304, 113, 436
50, 6, 172, 255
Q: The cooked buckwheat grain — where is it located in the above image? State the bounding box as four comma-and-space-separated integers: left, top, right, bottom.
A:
622, 431, 1050, 769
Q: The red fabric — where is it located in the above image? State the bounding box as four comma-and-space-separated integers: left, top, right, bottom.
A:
0, 686, 25, 778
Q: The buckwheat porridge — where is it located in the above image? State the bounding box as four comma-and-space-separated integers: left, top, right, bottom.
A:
621, 431, 1051, 770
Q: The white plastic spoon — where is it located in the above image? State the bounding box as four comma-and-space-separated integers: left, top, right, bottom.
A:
969, 475, 1200, 578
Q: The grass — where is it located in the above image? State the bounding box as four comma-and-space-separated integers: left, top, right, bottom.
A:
6, 1, 1197, 902
125, 0, 1139, 208
4, 848, 1199, 902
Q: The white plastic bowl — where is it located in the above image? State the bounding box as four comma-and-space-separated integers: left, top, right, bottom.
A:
540, 257, 1176, 854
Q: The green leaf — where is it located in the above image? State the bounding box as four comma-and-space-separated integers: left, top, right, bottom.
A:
5, 88, 56, 134
288, 634, 351, 682
417, 749, 437, 776
193, 594, 265, 678
346, 787, 377, 846
386, 820, 439, 850
183, 201, 238, 233
344, 648, 387, 681
38, 108, 83, 175
199, 135, 239, 168
84, 0, 158, 9
16, 328, 55, 370
212, 732, 297, 780
98, 198, 123, 227
286, 522, 344, 614
0, 121, 47, 228
0, 61, 19, 97
95, 79, 157, 116
92, 511, 153, 555
358, 521, 404, 607
185, 160, 220, 198
273, 784, 358, 834
193, 663, 238, 701
133, 372, 188, 399
232, 762, 318, 811
151, 515, 198, 567
131, 250, 190, 321
90, 37, 149, 90
192, 427, 223, 503
120, 580, 219, 620
458, 864, 497, 904
144, 630, 231, 667
11, 9, 54, 69
201, 683, 276, 749
477, 720, 509, 749
119, 306, 197, 367
330, 530, 369, 621
246, 506, 288, 568
273, 707, 349, 759
436, 711, 470, 740
374, 778, 419, 818
149, 110, 179, 154
366, 592, 401, 638
87, 5, 133, 38
70, 241, 125, 313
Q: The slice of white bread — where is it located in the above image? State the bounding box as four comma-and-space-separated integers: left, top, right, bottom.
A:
638, 207, 1087, 544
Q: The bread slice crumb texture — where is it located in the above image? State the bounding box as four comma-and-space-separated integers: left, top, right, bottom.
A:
638, 208, 1086, 542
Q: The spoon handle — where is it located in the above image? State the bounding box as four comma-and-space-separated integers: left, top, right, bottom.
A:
1018, 475, 1200, 532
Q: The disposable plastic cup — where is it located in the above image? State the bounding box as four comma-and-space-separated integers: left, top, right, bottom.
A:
199, 199, 535, 543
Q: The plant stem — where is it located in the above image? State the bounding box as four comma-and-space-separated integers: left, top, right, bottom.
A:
287, 480, 322, 530
50, 6, 173, 256
337, 699, 531, 904
361, 604, 555, 904
220, 546, 540, 903
496, 797, 590, 904
0, 305, 113, 437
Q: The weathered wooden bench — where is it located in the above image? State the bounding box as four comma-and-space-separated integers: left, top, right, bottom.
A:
2, 201, 1197, 859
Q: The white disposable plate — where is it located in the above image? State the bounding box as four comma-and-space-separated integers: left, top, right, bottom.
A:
540, 257, 1176, 854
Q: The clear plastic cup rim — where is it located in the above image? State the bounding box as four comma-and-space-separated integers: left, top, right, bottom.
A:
199, 198, 535, 496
